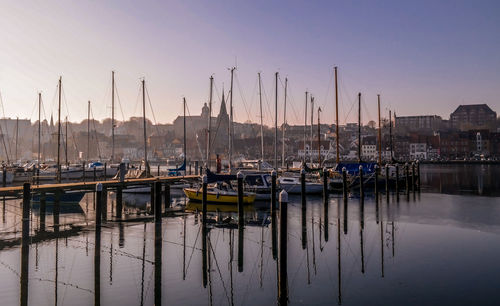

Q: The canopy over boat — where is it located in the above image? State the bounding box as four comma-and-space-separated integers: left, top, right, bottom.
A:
334, 162, 376, 175
168, 159, 186, 176
205, 168, 237, 183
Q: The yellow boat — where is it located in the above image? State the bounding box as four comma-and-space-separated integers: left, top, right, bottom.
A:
183, 187, 256, 204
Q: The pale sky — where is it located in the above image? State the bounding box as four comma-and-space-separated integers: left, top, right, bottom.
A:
0, 0, 499, 126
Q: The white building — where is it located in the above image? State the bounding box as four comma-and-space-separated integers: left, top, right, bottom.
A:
410, 143, 427, 160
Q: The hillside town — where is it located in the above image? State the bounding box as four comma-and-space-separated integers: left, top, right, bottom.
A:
1, 102, 498, 163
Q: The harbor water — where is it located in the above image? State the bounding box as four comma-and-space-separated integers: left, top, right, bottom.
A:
1, 164, 499, 305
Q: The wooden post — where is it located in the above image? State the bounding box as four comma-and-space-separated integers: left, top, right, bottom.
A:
271, 170, 278, 260
154, 218, 162, 305
278, 190, 288, 306
40, 192, 46, 232
21, 182, 30, 306
405, 163, 409, 193
323, 167, 328, 205
116, 185, 122, 219
342, 167, 348, 200
411, 162, 416, 193
301, 168, 307, 250
359, 165, 364, 199
195, 161, 199, 175
155, 181, 162, 223
271, 170, 277, 212
374, 165, 379, 198
158, 164, 160, 176
301, 168, 306, 204
82, 161, 86, 182
202, 175, 207, 227
385, 165, 389, 194
150, 182, 155, 215
101, 187, 107, 222
416, 160, 421, 190
2, 166, 6, 187
164, 183, 170, 211
237, 171, 244, 230
395, 164, 399, 193
93, 166, 97, 181
95, 183, 102, 226
104, 162, 107, 181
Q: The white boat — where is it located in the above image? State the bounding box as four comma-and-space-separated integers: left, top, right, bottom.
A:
241, 171, 275, 200
278, 175, 323, 194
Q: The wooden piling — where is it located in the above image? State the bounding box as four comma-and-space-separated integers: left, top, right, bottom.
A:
202, 175, 207, 227
93, 166, 97, 181
201, 175, 208, 288
395, 164, 399, 193
20, 184, 30, 306
155, 181, 162, 223
271, 170, 278, 260
116, 185, 122, 219
278, 190, 288, 306
374, 165, 379, 198
385, 165, 389, 194
359, 165, 364, 199
150, 182, 155, 215
82, 161, 86, 182
237, 171, 244, 230
104, 162, 107, 181
40, 192, 46, 232
158, 164, 160, 176
405, 163, 409, 193
342, 167, 348, 199
301, 168, 307, 250
101, 187, 107, 222
411, 162, 416, 193
164, 183, 170, 211
2, 166, 6, 187
154, 220, 162, 305
95, 183, 102, 226
323, 167, 328, 205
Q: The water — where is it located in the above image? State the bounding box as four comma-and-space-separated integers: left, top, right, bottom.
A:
1, 164, 500, 305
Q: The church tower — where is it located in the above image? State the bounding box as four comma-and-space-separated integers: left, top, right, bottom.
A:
214, 90, 229, 152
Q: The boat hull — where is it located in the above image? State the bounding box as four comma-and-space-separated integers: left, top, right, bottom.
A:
183, 188, 256, 204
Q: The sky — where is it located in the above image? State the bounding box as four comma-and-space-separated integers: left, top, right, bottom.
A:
0, 0, 499, 127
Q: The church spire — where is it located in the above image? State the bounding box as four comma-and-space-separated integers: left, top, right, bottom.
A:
219, 89, 227, 117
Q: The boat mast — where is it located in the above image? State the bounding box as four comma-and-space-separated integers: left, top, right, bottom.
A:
57, 76, 62, 183
377, 94, 382, 165
111, 71, 115, 163
334, 67, 339, 164
358, 92, 362, 163
14, 117, 18, 162
258, 73, 264, 163
229, 67, 235, 172
87, 101, 90, 162
38, 93, 41, 166
65, 116, 68, 166
274, 72, 278, 170
389, 110, 393, 161
304, 91, 308, 163
282, 77, 287, 168
183, 97, 187, 165
207, 76, 213, 169
310, 96, 314, 165
142, 79, 148, 176
318, 108, 321, 166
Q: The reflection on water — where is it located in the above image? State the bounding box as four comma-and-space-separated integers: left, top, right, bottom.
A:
0, 165, 500, 305
420, 164, 500, 196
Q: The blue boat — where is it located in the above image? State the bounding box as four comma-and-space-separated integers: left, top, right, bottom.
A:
32, 191, 86, 204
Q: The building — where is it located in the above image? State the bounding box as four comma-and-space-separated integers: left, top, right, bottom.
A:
450, 104, 497, 131
361, 136, 377, 160
395, 115, 442, 134
298, 140, 334, 161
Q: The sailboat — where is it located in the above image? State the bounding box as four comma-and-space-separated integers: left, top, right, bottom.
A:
33, 77, 85, 203
183, 169, 256, 204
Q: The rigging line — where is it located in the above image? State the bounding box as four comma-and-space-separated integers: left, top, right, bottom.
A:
234, 72, 252, 122
209, 237, 231, 305
132, 82, 142, 119
319, 69, 334, 121
247, 74, 259, 123
283, 81, 300, 124
90, 107, 102, 159
113, 80, 127, 122
144, 84, 161, 136
259, 76, 273, 127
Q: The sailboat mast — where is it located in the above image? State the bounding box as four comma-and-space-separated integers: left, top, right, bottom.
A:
142, 79, 148, 176
57, 77, 62, 182
318, 108, 321, 166
38, 93, 41, 166
258, 73, 264, 163
229, 67, 235, 172
282, 77, 287, 168
207, 76, 213, 168
377, 94, 382, 165
358, 93, 362, 163
183, 97, 186, 164
310, 96, 314, 165
87, 101, 90, 162
334, 67, 339, 164
274, 72, 278, 170
389, 110, 393, 161
111, 71, 115, 162
15, 117, 18, 162
65, 116, 68, 166
304, 91, 308, 163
